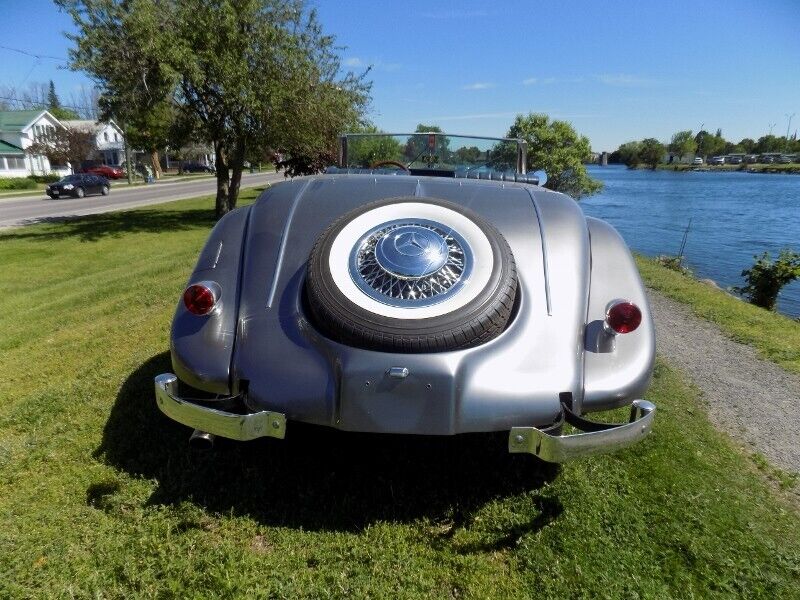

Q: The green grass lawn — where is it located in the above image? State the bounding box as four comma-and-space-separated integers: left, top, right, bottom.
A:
637, 256, 800, 375
1, 192, 798, 598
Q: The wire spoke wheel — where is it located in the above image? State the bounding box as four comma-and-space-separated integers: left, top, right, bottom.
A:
306, 197, 518, 352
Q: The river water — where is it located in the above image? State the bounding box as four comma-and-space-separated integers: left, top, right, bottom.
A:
580, 165, 800, 317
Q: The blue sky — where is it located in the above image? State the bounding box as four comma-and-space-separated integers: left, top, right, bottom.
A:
2, 0, 798, 150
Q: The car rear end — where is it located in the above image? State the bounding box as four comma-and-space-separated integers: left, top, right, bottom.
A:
158, 170, 655, 462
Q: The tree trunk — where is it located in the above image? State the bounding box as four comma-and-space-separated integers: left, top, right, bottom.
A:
228, 141, 245, 211
214, 142, 230, 219
229, 162, 243, 211
150, 149, 162, 180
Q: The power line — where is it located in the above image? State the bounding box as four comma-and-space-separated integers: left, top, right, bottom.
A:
0, 44, 70, 63
18, 58, 41, 87
0, 95, 97, 114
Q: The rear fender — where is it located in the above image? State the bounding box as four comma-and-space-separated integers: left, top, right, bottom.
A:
170, 206, 251, 394
582, 217, 655, 412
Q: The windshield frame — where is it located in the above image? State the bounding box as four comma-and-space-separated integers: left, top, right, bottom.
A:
338, 132, 528, 175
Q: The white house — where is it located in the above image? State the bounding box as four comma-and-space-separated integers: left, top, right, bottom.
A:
62, 119, 126, 166
0, 109, 70, 177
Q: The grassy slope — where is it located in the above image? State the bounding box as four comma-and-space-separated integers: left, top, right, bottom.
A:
0, 192, 798, 598
637, 256, 800, 375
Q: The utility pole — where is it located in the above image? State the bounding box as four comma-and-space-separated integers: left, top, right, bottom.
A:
768, 122, 776, 135
697, 123, 705, 159
122, 124, 133, 185
786, 113, 795, 140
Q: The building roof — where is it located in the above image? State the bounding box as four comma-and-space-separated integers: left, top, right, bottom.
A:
62, 119, 124, 137
62, 119, 99, 131
0, 109, 49, 132
0, 140, 24, 154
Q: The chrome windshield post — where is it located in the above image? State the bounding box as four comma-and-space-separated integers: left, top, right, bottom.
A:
517, 140, 528, 175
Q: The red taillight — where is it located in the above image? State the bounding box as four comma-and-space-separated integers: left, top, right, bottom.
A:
183, 283, 217, 315
605, 300, 642, 334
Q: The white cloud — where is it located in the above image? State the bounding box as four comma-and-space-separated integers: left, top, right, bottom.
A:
374, 60, 401, 72
522, 77, 583, 85
523, 77, 584, 86
343, 57, 400, 72
596, 73, 660, 87
462, 82, 495, 91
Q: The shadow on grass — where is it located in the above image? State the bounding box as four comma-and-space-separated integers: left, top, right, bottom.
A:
4, 206, 217, 242
97, 352, 560, 533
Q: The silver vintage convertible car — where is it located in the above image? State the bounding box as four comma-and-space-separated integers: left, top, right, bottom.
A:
155, 133, 655, 462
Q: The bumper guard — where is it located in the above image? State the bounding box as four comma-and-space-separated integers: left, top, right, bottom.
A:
508, 399, 655, 462
155, 373, 286, 441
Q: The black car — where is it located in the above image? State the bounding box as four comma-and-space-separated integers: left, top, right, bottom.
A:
182, 162, 215, 173
46, 174, 110, 199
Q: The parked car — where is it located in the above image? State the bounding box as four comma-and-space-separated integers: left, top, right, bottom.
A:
709, 156, 725, 165
692, 157, 703, 165
778, 155, 794, 164
46, 173, 110, 199
84, 164, 125, 179
726, 156, 742, 165
744, 154, 759, 164
762, 155, 776, 164
182, 162, 215, 173
155, 132, 656, 463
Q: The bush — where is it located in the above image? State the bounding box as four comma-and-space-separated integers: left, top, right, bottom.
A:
27, 174, 61, 183
656, 255, 692, 275
735, 249, 800, 310
0, 177, 37, 190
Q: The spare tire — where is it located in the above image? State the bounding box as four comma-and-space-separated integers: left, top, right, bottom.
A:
306, 197, 517, 352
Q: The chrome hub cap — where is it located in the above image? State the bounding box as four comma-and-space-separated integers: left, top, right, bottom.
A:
349, 219, 473, 307
375, 225, 449, 277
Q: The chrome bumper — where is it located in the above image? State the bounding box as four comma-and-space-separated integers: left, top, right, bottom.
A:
154, 373, 286, 441
508, 400, 655, 462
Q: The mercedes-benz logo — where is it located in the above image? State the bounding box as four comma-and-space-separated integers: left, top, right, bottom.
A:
371, 223, 450, 279
394, 231, 427, 256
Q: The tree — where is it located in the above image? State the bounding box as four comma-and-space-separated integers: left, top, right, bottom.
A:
739, 138, 756, 153
59, 0, 180, 180
60, 0, 370, 217
723, 142, 744, 155
346, 125, 403, 168
614, 141, 642, 167
401, 124, 451, 164
506, 113, 601, 198
68, 85, 101, 119
43, 80, 81, 121
26, 125, 96, 172
638, 138, 665, 169
735, 249, 800, 311
47, 81, 60, 110
694, 130, 725, 158
668, 130, 697, 161
755, 135, 783, 154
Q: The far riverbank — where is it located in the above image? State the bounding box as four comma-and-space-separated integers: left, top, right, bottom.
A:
620, 162, 800, 174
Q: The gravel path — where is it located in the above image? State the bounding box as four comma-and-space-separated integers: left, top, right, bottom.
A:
648, 290, 800, 474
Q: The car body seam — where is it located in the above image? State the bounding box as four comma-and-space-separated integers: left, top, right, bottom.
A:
267, 177, 314, 308
525, 186, 552, 315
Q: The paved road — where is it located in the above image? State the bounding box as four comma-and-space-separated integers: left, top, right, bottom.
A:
0, 172, 285, 228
